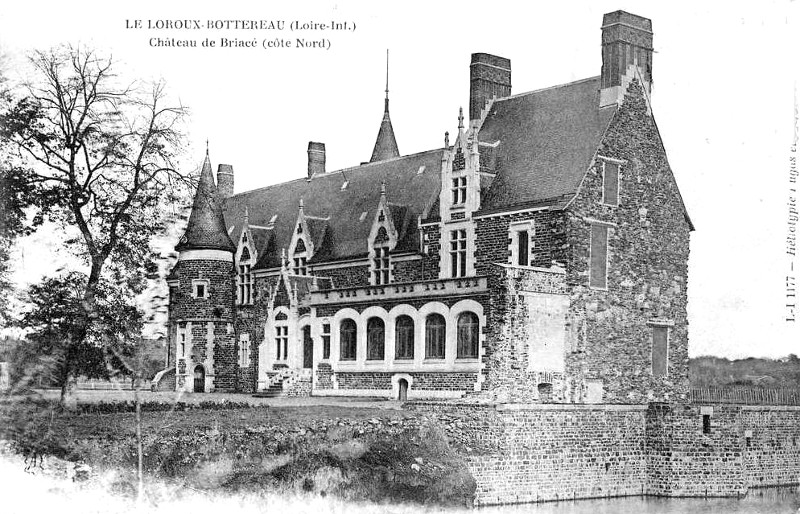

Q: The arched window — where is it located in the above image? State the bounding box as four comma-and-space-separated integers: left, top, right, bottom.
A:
457, 312, 479, 359
366, 317, 385, 360
395, 315, 415, 360
425, 314, 446, 359
339, 319, 357, 361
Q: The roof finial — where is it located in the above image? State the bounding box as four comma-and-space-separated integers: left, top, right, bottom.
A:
458, 107, 464, 130
205, 138, 209, 156
299, 197, 304, 211
244, 205, 249, 226
444, 131, 450, 148
381, 180, 386, 197
281, 248, 288, 269
384, 49, 390, 112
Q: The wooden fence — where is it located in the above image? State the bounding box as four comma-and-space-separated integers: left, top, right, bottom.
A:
690, 387, 800, 406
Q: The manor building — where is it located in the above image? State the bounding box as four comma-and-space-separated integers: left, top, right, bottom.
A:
164, 10, 693, 403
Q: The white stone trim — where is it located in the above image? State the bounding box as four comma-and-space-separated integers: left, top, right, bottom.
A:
179, 249, 233, 262
191, 279, 210, 299
508, 219, 536, 267
473, 205, 551, 220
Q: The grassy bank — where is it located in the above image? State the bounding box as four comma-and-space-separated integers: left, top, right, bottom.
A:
0, 397, 475, 508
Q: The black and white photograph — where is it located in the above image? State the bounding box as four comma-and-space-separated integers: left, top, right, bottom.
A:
0, 1, 798, 512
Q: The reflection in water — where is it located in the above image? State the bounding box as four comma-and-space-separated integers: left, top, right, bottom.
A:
479, 487, 800, 514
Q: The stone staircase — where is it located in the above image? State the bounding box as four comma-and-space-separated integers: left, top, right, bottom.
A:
253, 368, 294, 398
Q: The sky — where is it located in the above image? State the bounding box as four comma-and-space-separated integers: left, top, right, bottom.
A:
1, 0, 798, 358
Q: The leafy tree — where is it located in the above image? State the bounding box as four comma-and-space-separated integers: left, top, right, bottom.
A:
0, 51, 37, 323
0, 45, 189, 407
11, 272, 142, 391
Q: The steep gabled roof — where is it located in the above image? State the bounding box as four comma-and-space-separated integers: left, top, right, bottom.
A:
176, 154, 236, 252
477, 77, 617, 213
224, 149, 443, 270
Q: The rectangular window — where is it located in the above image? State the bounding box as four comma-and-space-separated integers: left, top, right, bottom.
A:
589, 224, 609, 289
275, 326, 288, 360
192, 279, 209, 299
603, 162, 620, 206
451, 176, 467, 205
322, 323, 331, 360
450, 229, 467, 278
517, 230, 529, 266
373, 247, 390, 285
238, 334, 250, 367
702, 414, 712, 434
293, 257, 307, 276
652, 326, 669, 377
237, 264, 252, 304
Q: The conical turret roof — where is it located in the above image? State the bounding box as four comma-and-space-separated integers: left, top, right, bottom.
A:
175, 153, 236, 253
369, 97, 400, 163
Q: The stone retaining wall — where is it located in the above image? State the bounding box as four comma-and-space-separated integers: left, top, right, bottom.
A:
406, 401, 800, 506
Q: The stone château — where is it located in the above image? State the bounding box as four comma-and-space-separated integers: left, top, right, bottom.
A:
164, 10, 692, 403
158, 11, 800, 506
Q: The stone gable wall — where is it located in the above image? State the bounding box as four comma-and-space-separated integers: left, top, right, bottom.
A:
564, 80, 691, 404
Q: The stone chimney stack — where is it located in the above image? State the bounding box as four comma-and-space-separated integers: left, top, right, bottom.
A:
600, 11, 653, 108
307, 141, 326, 178
469, 53, 511, 122
217, 164, 234, 199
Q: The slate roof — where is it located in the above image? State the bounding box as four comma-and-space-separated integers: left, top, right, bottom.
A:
176, 154, 236, 252
477, 77, 617, 213
224, 149, 443, 270
369, 97, 400, 163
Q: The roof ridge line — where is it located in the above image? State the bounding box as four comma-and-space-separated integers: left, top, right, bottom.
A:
227, 148, 445, 200
497, 75, 601, 102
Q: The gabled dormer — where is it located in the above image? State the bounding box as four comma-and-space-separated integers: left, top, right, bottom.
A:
236, 207, 256, 305
438, 108, 481, 279
289, 199, 312, 276
368, 181, 398, 285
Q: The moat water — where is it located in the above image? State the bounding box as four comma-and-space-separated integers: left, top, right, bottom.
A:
480, 487, 800, 513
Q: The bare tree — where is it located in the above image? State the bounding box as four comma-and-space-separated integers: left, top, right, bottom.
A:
0, 45, 189, 408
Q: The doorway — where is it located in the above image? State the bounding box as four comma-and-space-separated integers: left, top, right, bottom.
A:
193, 365, 205, 393
398, 378, 409, 401
302, 325, 313, 369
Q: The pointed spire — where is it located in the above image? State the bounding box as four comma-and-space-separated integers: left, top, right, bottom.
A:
176, 153, 235, 253
369, 49, 400, 163
384, 49, 390, 112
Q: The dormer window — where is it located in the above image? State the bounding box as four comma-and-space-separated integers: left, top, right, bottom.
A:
237, 243, 253, 305
373, 247, 390, 285
293, 257, 308, 275
293, 238, 308, 275
238, 263, 252, 304
451, 177, 467, 205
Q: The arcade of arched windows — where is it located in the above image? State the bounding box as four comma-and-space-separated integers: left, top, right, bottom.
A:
328, 300, 484, 370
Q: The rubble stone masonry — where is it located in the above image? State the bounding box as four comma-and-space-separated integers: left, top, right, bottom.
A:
407, 401, 800, 506
564, 80, 691, 404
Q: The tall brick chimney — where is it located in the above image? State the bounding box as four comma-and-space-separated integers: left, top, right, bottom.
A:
307, 141, 326, 178
217, 164, 234, 199
600, 11, 653, 107
469, 53, 511, 122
